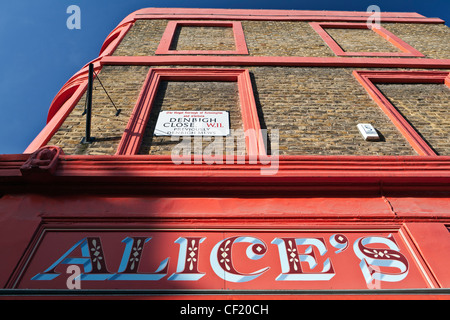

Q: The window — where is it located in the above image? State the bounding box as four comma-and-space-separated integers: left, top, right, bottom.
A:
353, 70, 450, 155
117, 68, 264, 156
156, 21, 248, 55
310, 22, 424, 57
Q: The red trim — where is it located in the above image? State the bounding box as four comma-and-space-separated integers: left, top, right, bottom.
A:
8, 151, 450, 177
98, 21, 134, 57
2, 153, 450, 192
116, 68, 264, 156
54, 155, 450, 182
353, 70, 450, 156
310, 22, 424, 57
128, 8, 444, 24
133, 8, 428, 18
404, 223, 450, 287
155, 21, 248, 55
25, 60, 104, 154
101, 55, 450, 68
137, 16, 445, 24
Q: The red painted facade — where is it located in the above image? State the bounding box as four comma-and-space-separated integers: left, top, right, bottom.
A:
0, 8, 449, 300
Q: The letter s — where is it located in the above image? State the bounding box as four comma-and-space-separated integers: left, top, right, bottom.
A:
353, 234, 409, 283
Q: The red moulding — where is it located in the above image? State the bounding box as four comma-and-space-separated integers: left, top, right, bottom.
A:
116, 68, 264, 156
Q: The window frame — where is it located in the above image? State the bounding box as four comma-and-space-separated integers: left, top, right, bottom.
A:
353, 70, 450, 156
310, 22, 425, 57
155, 20, 249, 55
116, 68, 265, 156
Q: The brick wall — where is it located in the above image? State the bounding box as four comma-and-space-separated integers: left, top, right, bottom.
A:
139, 81, 244, 155
113, 19, 450, 59
46, 17, 450, 157
376, 83, 450, 155
383, 23, 450, 59
170, 26, 236, 51
247, 66, 415, 156
47, 65, 151, 155
324, 28, 401, 53
48, 65, 422, 156
113, 20, 168, 56
242, 21, 334, 57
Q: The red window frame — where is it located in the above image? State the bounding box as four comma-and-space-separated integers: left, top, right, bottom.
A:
310, 22, 424, 57
155, 21, 249, 55
353, 70, 450, 156
116, 68, 264, 156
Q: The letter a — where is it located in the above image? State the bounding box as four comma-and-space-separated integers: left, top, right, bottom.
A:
67, 5, 81, 30
32, 237, 111, 281
367, 5, 381, 30
66, 265, 81, 289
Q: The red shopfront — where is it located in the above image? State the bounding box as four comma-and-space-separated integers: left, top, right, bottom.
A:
0, 8, 450, 300
0, 150, 449, 299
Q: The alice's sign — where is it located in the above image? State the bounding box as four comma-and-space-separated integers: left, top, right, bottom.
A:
17, 229, 429, 290
154, 111, 230, 136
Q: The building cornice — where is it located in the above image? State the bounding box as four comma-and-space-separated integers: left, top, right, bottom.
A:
2, 147, 450, 196
123, 8, 445, 24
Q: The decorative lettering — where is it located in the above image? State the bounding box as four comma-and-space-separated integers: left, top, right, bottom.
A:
353, 234, 409, 283
168, 237, 206, 281
329, 233, 349, 253
32, 237, 111, 281
272, 237, 335, 281
109, 237, 169, 280
30, 232, 415, 288
210, 236, 269, 282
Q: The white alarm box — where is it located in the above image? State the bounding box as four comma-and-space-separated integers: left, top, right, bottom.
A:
357, 123, 380, 141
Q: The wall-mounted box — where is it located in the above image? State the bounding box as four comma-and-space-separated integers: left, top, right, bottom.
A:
357, 123, 380, 141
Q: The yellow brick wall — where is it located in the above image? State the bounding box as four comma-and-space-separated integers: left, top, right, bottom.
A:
113, 20, 450, 59
47, 19, 450, 156
376, 83, 450, 155
48, 65, 427, 156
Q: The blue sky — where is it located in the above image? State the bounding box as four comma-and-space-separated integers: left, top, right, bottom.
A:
0, 0, 448, 154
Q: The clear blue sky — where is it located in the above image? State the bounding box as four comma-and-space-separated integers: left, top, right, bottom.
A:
0, 0, 448, 154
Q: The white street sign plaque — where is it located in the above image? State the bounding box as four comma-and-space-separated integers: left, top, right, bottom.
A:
154, 111, 230, 136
